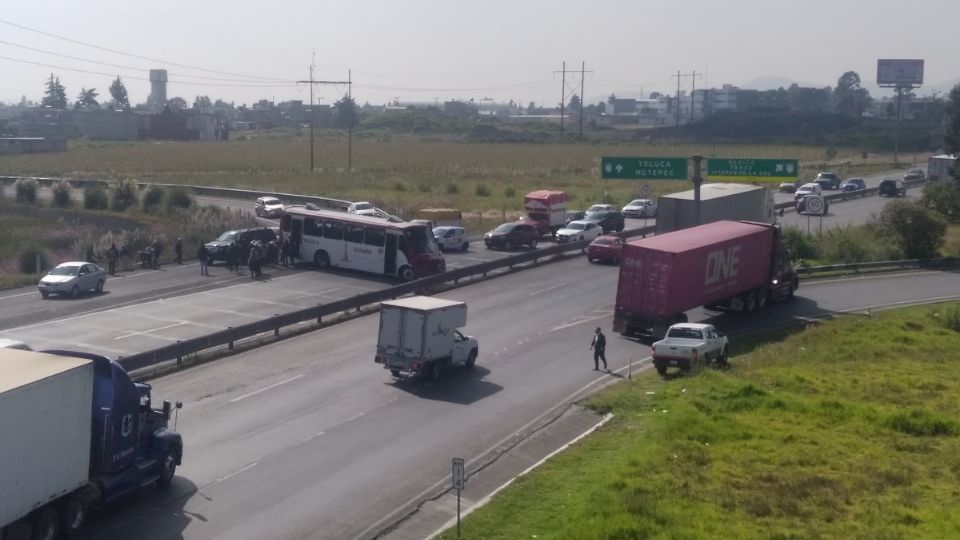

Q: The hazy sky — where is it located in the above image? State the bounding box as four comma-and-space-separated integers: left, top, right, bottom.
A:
2, 0, 958, 108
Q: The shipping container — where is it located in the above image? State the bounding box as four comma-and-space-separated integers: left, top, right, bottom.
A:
0, 350, 93, 529
927, 154, 956, 182
655, 183, 775, 234
614, 220, 797, 338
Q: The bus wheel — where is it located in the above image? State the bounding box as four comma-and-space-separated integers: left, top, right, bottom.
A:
398, 266, 415, 282
313, 250, 330, 268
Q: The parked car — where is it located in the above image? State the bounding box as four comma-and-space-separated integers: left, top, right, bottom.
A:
0, 338, 32, 350
254, 196, 284, 218
840, 178, 866, 192
205, 227, 277, 262
651, 323, 729, 375
794, 182, 822, 201
814, 172, 841, 190
584, 210, 625, 233
38, 262, 107, 299
778, 180, 800, 193
879, 178, 907, 197
586, 204, 615, 213
484, 222, 539, 250
433, 226, 469, 252
622, 199, 657, 218
348, 201, 377, 216
587, 235, 624, 264
903, 169, 926, 182
555, 220, 603, 243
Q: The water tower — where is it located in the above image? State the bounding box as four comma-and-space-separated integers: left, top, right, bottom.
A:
148, 69, 168, 111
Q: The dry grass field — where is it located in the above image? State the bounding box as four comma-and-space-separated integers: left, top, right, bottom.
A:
0, 134, 926, 216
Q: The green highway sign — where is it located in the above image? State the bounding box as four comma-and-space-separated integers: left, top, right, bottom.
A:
601, 157, 688, 180
707, 158, 799, 181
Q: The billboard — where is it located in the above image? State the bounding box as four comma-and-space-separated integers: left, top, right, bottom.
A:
876, 59, 924, 86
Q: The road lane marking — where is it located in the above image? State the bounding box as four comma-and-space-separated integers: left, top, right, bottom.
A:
229, 374, 304, 403
549, 311, 612, 332
0, 291, 39, 301
528, 282, 566, 296
215, 461, 259, 483
114, 321, 188, 341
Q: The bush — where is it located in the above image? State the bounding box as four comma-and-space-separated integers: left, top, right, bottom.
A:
944, 306, 960, 333
817, 225, 894, 263
475, 183, 491, 197
18, 248, 50, 274
446, 181, 460, 194
110, 178, 138, 211
142, 185, 165, 212
876, 200, 947, 259
392, 181, 407, 192
83, 185, 109, 210
165, 187, 193, 210
14, 177, 37, 204
503, 185, 517, 198
920, 183, 960, 224
781, 227, 818, 259
51, 179, 73, 208
416, 181, 432, 193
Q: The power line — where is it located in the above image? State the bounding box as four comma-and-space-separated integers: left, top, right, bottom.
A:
297, 61, 351, 171
0, 16, 291, 82
0, 39, 297, 84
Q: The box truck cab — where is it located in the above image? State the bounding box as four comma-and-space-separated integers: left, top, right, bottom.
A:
374, 296, 478, 379
1, 349, 183, 540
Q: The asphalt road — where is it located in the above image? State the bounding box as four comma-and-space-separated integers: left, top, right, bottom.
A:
62, 257, 960, 540
770, 167, 919, 206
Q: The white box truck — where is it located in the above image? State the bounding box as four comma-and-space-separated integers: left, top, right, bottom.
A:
655, 183, 775, 235
374, 296, 479, 379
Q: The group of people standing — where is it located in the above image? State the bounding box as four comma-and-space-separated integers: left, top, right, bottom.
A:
196, 237, 294, 279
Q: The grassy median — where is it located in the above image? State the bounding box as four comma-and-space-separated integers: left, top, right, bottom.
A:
439, 304, 960, 539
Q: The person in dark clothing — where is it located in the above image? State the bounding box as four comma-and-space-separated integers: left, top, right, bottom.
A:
106, 243, 119, 275
197, 243, 209, 276
590, 327, 607, 371
283, 239, 295, 267
248, 245, 260, 279
174, 237, 183, 264
279, 239, 289, 268
151, 240, 162, 269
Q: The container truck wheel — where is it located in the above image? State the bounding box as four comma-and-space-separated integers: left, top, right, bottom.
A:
32, 507, 60, 540
744, 291, 758, 313
61, 493, 89, 536
158, 450, 177, 487
465, 349, 477, 369
757, 288, 769, 310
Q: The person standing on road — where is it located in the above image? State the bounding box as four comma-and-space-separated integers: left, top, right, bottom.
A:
106, 243, 119, 275
174, 237, 183, 264
590, 327, 607, 371
151, 239, 163, 269
196, 243, 209, 276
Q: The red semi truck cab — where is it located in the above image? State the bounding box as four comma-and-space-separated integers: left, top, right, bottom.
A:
613, 220, 798, 339
522, 190, 567, 237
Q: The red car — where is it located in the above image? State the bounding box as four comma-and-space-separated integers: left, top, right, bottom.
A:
587, 235, 624, 264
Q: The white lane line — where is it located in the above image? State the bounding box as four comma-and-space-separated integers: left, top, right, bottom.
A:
206, 294, 299, 308
215, 461, 259, 483
550, 311, 612, 332
114, 322, 188, 341
528, 283, 566, 296
123, 313, 224, 330
229, 374, 304, 403
0, 291, 38, 301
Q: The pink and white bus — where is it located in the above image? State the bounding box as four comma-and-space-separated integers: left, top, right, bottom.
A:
280, 205, 446, 281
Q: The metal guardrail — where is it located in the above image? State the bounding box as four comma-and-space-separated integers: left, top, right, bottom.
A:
118, 225, 657, 371
797, 257, 958, 276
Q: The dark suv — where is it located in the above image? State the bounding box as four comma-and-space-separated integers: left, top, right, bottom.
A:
205, 227, 277, 262
484, 222, 539, 250
584, 210, 625, 233
878, 178, 906, 197
814, 172, 841, 190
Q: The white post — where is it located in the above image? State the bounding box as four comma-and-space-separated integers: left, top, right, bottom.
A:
628, 357, 632, 380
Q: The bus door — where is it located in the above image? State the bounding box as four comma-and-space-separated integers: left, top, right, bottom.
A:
384, 232, 398, 275
290, 218, 303, 259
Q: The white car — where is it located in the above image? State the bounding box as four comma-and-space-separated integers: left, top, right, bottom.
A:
652, 323, 728, 375
348, 201, 377, 216
0, 338, 33, 350
433, 226, 469, 251
555, 220, 603, 243
38, 262, 107, 299
254, 196, 284, 218
794, 182, 822, 201
586, 204, 615, 213
622, 199, 657, 218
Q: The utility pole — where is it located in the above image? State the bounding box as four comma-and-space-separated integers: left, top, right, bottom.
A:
297, 62, 351, 172
556, 61, 566, 137
348, 69, 353, 172
894, 85, 903, 165
690, 70, 702, 122
577, 62, 593, 137
671, 70, 701, 127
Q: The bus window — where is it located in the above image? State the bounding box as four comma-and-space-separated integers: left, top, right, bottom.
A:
323, 221, 343, 240
303, 218, 322, 237
365, 228, 386, 247
345, 225, 365, 244
404, 227, 440, 255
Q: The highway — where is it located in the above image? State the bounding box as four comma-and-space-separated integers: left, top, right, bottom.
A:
61, 256, 960, 539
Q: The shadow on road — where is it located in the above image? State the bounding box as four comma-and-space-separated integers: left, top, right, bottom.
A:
73, 475, 199, 540
391, 365, 503, 405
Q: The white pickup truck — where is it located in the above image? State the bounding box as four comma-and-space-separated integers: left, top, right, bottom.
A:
651, 323, 729, 375
375, 296, 479, 379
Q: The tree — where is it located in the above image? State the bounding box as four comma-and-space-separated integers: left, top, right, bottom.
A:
40, 74, 67, 109
834, 71, 871, 117
167, 96, 187, 109
74, 87, 99, 109
944, 83, 960, 159
877, 200, 947, 259
109, 77, 129, 110
333, 94, 359, 129
193, 95, 212, 110
568, 94, 581, 112
607, 93, 617, 105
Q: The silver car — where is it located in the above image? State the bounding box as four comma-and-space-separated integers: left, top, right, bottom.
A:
38, 262, 107, 299
433, 226, 469, 251
621, 199, 657, 218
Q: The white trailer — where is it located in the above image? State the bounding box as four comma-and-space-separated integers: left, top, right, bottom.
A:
375, 296, 479, 379
0, 349, 93, 532
655, 183, 775, 235
927, 154, 957, 182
